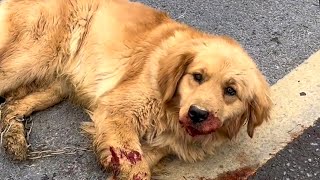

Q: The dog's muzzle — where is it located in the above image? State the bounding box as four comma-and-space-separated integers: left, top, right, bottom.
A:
179, 105, 222, 137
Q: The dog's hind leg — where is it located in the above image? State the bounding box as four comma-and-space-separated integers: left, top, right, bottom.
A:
0, 81, 65, 160
0, 0, 66, 96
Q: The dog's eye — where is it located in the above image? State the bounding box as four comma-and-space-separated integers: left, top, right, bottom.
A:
193, 73, 203, 83
224, 87, 237, 96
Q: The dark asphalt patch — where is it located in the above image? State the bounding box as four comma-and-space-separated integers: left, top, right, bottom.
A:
0, 96, 5, 104
135, 0, 320, 85
249, 118, 320, 180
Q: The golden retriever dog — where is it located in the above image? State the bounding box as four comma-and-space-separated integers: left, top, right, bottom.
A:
0, 0, 272, 179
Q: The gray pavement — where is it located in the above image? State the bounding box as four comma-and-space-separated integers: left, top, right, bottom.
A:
1, 0, 320, 179
250, 118, 320, 180
137, 0, 320, 84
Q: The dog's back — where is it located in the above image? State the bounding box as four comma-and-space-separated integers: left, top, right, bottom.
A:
0, 0, 170, 100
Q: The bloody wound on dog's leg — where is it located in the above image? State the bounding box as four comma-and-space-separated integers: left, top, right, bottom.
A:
90, 108, 151, 179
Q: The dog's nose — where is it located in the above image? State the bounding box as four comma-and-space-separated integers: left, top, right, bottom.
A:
188, 105, 209, 123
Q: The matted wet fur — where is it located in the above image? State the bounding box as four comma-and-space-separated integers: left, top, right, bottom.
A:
0, 0, 272, 179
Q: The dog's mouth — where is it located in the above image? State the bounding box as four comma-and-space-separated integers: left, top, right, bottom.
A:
179, 115, 222, 137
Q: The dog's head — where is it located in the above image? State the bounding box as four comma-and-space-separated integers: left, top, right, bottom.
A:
158, 36, 272, 138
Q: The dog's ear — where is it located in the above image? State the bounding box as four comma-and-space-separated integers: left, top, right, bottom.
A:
246, 74, 272, 138
158, 51, 195, 104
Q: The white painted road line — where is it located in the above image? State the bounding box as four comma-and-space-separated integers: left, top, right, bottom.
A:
161, 50, 320, 180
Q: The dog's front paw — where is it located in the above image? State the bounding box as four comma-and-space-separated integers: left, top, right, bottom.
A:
105, 147, 151, 180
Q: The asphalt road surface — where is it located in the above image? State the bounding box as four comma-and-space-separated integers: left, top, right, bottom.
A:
0, 0, 320, 179
250, 118, 320, 180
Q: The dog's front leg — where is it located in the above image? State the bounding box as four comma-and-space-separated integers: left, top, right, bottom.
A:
142, 145, 170, 169
91, 108, 151, 180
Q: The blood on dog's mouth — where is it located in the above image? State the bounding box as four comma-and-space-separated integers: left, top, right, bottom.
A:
179, 115, 222, 137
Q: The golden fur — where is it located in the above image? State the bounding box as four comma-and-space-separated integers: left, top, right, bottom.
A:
0, 0, 272, 179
